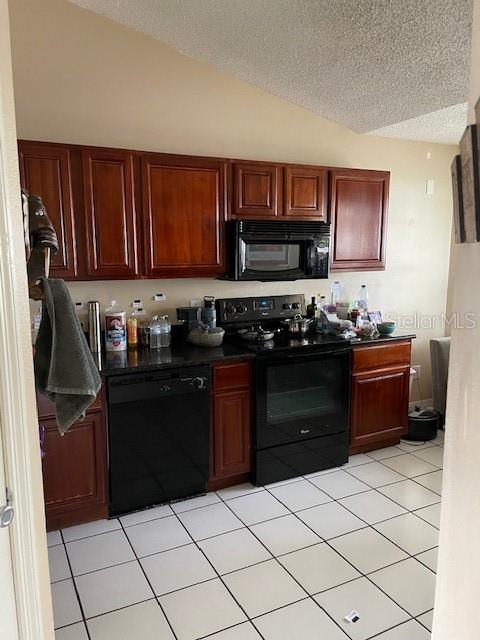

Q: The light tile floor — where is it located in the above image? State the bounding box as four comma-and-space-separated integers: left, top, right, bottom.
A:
50, 437, 443, 639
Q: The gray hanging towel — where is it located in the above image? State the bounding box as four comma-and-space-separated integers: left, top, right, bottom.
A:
34, 278, 101, 435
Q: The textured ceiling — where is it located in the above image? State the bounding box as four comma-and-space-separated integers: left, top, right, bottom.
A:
370, 102, 469, 144
70, 0, 473, 142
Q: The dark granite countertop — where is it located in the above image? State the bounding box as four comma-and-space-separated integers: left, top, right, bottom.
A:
96, 342, 254, 376
95, 332, 415, 376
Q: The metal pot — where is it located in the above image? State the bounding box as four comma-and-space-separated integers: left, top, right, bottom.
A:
281, 313, 315, 335
238, 326, 276, 342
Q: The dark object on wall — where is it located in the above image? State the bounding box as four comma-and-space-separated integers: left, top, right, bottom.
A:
451, 155, 466, 243
406, 408, 441, 442
459, 125, 480, 243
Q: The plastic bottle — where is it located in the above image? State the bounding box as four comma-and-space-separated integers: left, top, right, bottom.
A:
357, 284, 369, 311
127, 310, 138, 350
331, 281, 343, 307
105, 301, 127, 352
149, 315, 171, 349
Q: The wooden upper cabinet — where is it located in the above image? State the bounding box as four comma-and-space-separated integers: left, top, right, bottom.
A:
284, 166, 328, 220
330, 169, 389, 271
18, 141, 77, 278
141, 154, 226, 277
82, 148, 139, 279
231, 161, 281, 218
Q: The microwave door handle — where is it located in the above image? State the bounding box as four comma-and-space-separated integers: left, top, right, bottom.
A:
305, 239, 315, 275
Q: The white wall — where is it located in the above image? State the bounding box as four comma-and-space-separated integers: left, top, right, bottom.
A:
433, 1, 480, 638
9, 0, 457, 399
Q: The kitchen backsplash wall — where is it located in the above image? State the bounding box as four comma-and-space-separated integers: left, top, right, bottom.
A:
14, 0, 456, 402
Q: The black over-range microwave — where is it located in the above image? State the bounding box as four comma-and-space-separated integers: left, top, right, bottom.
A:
226, 219, 330, 281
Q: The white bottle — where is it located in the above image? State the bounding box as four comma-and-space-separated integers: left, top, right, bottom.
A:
357, 284, 369, 311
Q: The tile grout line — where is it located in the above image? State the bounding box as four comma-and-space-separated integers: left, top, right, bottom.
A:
59, 530, 92, 640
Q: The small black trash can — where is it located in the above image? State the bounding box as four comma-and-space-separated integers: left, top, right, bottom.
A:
406, 408, 441, 441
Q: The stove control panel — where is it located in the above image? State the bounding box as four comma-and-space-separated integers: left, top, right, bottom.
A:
216, 294, 306, 324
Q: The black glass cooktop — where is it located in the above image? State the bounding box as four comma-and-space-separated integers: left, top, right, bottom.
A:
229, 332, 350, 354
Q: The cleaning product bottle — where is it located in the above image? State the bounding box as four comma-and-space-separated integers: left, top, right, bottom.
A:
105, 300, 127, 352
127, 310, 138, 350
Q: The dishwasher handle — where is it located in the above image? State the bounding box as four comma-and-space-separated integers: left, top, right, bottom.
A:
107, 368, 210, 405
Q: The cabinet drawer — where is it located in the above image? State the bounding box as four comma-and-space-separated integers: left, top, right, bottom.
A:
213, 361, 250, 391
353, 341, 411, 372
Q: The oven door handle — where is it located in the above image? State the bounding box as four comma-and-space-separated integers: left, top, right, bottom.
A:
284, 348, 351, 359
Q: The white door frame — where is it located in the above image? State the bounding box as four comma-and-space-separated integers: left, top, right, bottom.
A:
0, 1, 54, 638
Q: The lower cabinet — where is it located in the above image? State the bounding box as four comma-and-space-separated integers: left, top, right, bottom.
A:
41, 411, 108, 531
209, 360, 252, 488
350, 341, 411, 454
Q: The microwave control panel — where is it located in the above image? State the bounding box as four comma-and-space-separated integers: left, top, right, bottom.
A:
216, 294, 306, 324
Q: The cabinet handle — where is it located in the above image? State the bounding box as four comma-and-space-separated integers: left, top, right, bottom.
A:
39, 425, 46, 458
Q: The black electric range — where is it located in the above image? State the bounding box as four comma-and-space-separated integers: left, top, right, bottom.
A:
216, 294, 352, 485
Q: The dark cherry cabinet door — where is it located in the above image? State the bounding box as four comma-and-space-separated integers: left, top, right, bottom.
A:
41, 412, 107, 530
18, 141, 77, 278
231, 161, 281, 218
213, 389, 251, 478
142, 154, 226, 277
330, 169, 389, 271
284, 166, 328, 220
82, 148, 139, 278
350, 365, 410, 452
210, 360, 251, 484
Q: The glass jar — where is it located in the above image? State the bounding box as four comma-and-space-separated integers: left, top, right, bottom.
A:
149, 315, 171, 349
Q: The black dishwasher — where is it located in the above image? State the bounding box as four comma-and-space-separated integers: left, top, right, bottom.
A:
107, 366, 210, 516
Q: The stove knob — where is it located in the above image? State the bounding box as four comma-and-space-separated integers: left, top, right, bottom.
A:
292, 302, 301, 310
283, 303, 292, 310
192, 376, 207, 390
225, 303, 236, 314
236, 303, 247, 314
